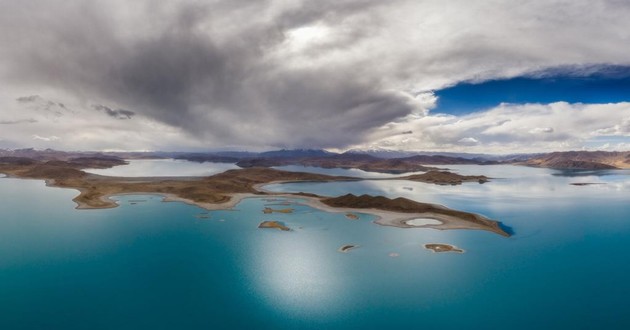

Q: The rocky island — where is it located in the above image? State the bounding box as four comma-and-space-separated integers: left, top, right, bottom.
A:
338, 244, 359, 253
401, 170, 489, 185
258, 221, 291, 231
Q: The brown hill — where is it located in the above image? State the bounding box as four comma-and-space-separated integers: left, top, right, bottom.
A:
401, 170, 489, 185
68, 157, 127, 169
524, 151, 630, 169
0, 157, 37, 165
321, 194, 446, 213
321, 194, 509, 237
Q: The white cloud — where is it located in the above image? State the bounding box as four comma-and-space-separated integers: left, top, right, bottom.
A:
32, 135, 60, 142
593, 116, 630, 136
354, 102, 630, 153
457, 137, 479, 146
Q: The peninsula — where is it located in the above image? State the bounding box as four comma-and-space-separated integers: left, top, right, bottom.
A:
0, 156, 510, 237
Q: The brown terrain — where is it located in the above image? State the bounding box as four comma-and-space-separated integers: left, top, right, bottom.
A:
0, 160, 356, 209
523, 151, 630, 169
258, 221, 291, 231
401, 170, 489, 185
0, 156, 509, 237
234, 153, 501, 174
321, 194, 509, 237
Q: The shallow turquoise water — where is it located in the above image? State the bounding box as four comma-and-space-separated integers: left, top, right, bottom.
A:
1, 165, 629, 329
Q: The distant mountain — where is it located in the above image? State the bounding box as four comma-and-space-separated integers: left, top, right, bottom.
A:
0, 148, 128, 162
173, 153, 240, 163
343, 148, 420, 159
258, 149, 334, 158
159, 151, 258, 160
236, 152, 440, 173
5, 148, 628, 171
392, 155, 492, 165
523, 151, 630, 169
344, 148, 536, 161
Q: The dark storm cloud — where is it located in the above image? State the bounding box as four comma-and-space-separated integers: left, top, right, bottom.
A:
16, 95, 41, 103
15, 94, 67, 116
93, 105, 135, 120
0, 0, 416, 148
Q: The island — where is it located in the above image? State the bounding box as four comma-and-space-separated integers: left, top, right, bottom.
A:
338, 244, 359, 253
522, 151, 630, 170
263, 207, 294, 214
319, 194, 509, 237
0, 156, 511, 237
258, 221, 291, 231
424, 243, 465, 253
401, 170, 489, 185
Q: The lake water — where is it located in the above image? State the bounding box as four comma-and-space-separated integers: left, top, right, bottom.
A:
1, 164, 629, 329
272, 165, 427, 178
84, 159, 239, 177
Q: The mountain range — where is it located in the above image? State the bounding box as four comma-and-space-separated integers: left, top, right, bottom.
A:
2, 148, 629, 172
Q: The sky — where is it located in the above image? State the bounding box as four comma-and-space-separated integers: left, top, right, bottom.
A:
0, 0, 629, 153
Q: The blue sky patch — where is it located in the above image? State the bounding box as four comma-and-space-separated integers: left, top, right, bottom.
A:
433, 65, 630, 115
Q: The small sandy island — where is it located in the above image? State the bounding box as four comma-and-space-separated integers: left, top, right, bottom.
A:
424, 243, 465, 253
338, 244, 359, 253
263, 207, 294, 214
258, 220, 291, 231
345, 213, 359, 220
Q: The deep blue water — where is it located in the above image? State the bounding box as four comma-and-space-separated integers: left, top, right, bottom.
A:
1, 165, 629, 329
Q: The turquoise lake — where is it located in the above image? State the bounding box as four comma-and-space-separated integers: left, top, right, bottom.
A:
1, 164, 630, 329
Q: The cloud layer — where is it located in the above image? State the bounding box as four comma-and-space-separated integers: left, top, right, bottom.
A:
1, 0, 630, 151
356, 101, 630, 153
